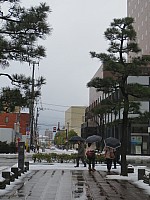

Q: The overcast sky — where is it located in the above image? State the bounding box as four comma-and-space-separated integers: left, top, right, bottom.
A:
1, 0, 127, 133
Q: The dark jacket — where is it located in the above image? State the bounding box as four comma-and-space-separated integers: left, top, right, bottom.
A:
77, 142, 85, 157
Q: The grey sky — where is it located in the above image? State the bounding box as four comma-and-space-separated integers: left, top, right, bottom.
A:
1, 0, 127, 133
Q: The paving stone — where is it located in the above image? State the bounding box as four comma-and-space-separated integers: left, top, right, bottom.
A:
0, 169, 150, 200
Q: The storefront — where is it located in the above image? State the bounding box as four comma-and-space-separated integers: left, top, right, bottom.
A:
131, 133, 149, 155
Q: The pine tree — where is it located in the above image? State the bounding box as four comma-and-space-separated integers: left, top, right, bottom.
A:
0, 1, 51, 67
87, 17, 150, 176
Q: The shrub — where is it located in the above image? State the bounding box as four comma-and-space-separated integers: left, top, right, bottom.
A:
95, 153, 105, 164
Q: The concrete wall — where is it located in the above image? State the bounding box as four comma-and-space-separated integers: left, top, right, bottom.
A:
0, 128, 15, 143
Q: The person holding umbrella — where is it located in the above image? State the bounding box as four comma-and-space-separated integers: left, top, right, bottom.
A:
104, 146, 115, 173
74, 141, 86, 167
85, 142, 96, 172
104, 137, 121, 172
85, 135, 102, 172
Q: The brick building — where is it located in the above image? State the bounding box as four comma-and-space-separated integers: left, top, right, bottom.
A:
0, 113, 30, 135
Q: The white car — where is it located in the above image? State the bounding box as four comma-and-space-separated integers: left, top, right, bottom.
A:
50, 146, 56, 150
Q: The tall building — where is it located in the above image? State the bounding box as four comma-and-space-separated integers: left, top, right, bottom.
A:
45, 129, 53, 140
127, 0, 150, 59
82, 1, 150, 155
127, 0, 150, 154
65, 106, 86, 136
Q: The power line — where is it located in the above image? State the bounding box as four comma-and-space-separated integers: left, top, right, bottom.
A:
39, 107, 86, 115
41, 102, 70, 108
38, 123, 82, 129
40, 108, 65, 113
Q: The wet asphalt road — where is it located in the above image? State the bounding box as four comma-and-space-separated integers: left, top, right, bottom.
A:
0, 169, 150, 200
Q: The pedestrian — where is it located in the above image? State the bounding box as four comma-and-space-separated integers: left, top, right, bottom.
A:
86, 142, 96, 172
113, 147, 121, 169
37, 144, 40, 153
104, 146, 115, 173
74, 141, 86, 167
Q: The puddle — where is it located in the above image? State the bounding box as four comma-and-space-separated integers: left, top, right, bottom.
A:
72, 171, 90, 200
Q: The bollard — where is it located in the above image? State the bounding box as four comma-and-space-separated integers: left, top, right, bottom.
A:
127, 165, 134, 173
2, 172, 11, 185
10, 172, 15, 182
11, 167, 19, 179
25, 161, 29, 170
138, 168, 145, 180
24, 166, 27, 172
18, 168, 22, 176
0, 178, 6, 189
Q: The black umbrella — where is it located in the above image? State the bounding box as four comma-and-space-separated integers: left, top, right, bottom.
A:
86, 135, 102, 143
104, 137, 121, 149
69, 135, 85, 143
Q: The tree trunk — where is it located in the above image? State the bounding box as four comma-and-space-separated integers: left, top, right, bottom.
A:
121, 97, 129, 176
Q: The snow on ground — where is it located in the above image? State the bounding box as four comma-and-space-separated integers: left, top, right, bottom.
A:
0, 147, 150, 196
11, 161, 150, 196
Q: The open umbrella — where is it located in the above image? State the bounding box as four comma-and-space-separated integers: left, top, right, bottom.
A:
69, 135, 85, 143
86, 135, 102, 143
104, 137, 121, 149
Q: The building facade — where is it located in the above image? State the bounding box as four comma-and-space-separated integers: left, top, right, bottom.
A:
127, 0, 150, 60
82, 1, 150, 155
0, 113, 30, 135
84, 70, 150, 155
65, 106, 86, 136
0, 112, 30, 145
127, 0, 150, 154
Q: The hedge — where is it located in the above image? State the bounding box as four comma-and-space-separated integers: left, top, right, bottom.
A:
32, 153, 105, 164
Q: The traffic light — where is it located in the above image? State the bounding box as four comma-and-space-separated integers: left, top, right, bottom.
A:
53, 127, 56, 132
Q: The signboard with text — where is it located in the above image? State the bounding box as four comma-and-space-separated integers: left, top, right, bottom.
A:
131, 136, 142, 144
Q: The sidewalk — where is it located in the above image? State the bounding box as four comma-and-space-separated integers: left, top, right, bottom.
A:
0, 163, 150, 200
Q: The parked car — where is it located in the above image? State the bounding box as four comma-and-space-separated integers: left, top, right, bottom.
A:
50, 146, 56, 150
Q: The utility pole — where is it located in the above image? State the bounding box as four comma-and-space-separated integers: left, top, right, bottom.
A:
66, 122, 69, 150
57, 122, 60, 131
35, 107, 39, 146
67, 122, 69, 133
30, 61, 39, 149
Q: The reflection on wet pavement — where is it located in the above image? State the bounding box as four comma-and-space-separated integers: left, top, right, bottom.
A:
1, 169, 150, 200
72, 171, 89, 200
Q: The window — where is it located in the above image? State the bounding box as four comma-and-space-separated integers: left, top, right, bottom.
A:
145, 16, 147, 21
134, 4, 136, 9
5, 116, 9, 123
146, 45, 147, 51
141, 7, 143, 13
145, 30, 147, 36
142, 34, 143, 40
141, 21, 143, 26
